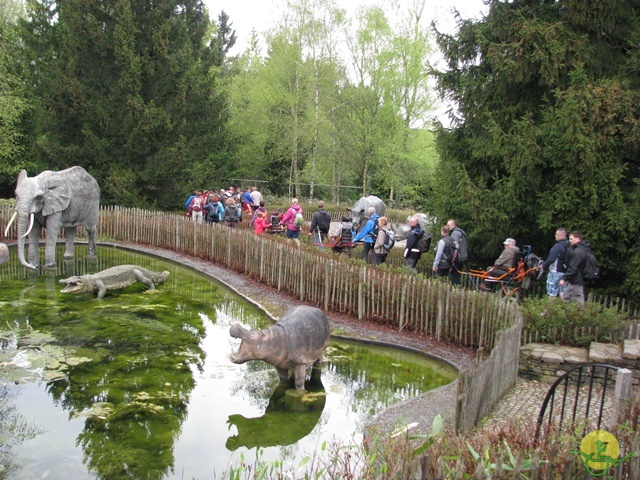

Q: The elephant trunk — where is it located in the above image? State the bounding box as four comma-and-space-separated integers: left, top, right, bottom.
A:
17, 212, 37, 270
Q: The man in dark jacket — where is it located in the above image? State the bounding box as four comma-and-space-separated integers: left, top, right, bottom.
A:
432, 225, 456, 280
404, 216, 425, 274
446, 219, 468, 285
541, 228, 570, 298
309, 201, 332, 248
559, 231, 589, 304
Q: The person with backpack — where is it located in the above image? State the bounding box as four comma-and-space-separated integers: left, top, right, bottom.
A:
205, 195, 224, 223
189, 191, 206, 224
432, 225, 457, 281
280, 198, 304, 246
372, 217, 393, 265
222, 197, 241, 228
446, 219, 468, 285
404, 216, 425, 275
353, 207, 380, 263
559, 231, 593, 304
540, 228, 570, 298
309, 201, 332, 248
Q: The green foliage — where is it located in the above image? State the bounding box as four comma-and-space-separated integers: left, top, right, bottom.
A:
0, 0, 33, 196
519, 297, 632, 347
432, 0, 640, 301
19, 0, 228, 209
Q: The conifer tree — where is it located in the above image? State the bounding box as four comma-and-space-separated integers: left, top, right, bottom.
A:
21, 0, 227, 208
433, 0, 640, 297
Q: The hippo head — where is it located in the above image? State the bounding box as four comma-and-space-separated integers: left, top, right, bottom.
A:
229, 324, 266, 364
59, 276, 93, 294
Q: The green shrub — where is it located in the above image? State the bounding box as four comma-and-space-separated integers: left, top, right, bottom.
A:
519, 297, 632, 347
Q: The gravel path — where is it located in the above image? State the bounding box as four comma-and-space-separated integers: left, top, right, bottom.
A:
106, 242, 479, 439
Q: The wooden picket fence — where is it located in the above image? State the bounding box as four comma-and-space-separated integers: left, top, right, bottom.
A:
99, 206, 520, 350
0, 205, 518, 351
456, 316, 523, 433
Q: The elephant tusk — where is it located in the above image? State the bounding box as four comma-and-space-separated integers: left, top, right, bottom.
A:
4, 211, 17, 237
21, 213, 35, 239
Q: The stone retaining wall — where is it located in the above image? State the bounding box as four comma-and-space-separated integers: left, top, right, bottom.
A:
520, 339, 640, 385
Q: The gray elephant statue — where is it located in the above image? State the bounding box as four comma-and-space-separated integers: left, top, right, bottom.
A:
0, 243, 8, 265
4, 166, 100, 270
351, 195, 386, 231
229, 305, 330, 390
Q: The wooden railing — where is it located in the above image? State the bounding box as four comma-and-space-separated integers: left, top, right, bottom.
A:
455, 316, 523, 433
0, 205, 519, 351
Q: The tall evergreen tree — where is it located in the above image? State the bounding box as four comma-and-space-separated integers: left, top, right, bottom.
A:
0, 0, 33, 195
21, 0, 227, 208
432, 0, 640, 298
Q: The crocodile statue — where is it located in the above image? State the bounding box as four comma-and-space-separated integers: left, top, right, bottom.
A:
59, 265, 170, 299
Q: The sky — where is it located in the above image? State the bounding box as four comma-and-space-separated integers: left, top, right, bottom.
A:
203, 0, 489, 55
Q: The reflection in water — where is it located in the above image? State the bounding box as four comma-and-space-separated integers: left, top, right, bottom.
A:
226, 368, 326, 450
0, 383, 44, 478
0, 245, 456, 479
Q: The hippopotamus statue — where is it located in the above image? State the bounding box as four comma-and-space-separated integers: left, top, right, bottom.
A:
350, 195, 386, 231
229, 305, 330, 390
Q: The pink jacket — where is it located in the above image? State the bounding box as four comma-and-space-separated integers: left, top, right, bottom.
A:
253, 217, 271, 235
280, 205, 302, 231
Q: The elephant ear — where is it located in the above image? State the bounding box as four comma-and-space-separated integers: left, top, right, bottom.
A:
42, 174, 72, 216
17, 169, 28, 185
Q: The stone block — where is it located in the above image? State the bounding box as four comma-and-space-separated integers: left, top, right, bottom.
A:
541, 352, 564, 363
589, 342, 622, 363
622, 339, 640, 360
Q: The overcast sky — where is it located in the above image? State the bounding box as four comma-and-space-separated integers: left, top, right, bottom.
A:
203, 0, 488, 54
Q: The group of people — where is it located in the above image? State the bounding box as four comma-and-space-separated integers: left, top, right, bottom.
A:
480, 228, 594, 304
184, 186, 263, 228
432, 219, 468, 283
185, 191, 595, 303
406, 217, 594, 305
541, 228, 593, 304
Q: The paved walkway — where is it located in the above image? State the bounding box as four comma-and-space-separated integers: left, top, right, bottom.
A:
484, 376, 615, 433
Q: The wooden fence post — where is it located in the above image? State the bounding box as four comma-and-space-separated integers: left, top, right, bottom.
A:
436, 283, 444, 340
244, 231, 250, 274
299, 253, 305, 301
277, 245, 283, 291
175, 216, 180, 252
357, 266, 365, 320
259, 239, 265, 282
226, 227, 232, 266
399, 280, 407, 330
324, 260, 330, 312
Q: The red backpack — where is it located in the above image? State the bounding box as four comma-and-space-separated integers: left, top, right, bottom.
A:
191, 196, 204, 212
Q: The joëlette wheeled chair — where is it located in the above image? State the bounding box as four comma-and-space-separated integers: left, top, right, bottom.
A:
463, 245, 544, 299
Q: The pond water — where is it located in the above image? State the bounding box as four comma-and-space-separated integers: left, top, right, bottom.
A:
0, 245, 457, 479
